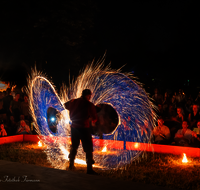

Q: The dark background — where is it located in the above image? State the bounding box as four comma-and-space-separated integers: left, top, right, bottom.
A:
0, 0, 198, 95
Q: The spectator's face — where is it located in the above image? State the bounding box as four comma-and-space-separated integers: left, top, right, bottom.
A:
193, 105, 198, 112
10, 116, 14, 121
20, 120, 25, 127
158, 104, 162, 111
158, 119, 164, 127
15, 94, 20, 100
0, 124, 4, 129
24, 96, 28, 102
177, 108, 181, 115
197, 122, 200, 129
182, 121, 188, 129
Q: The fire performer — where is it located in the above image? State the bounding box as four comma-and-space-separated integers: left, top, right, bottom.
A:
64, 89, 98, 174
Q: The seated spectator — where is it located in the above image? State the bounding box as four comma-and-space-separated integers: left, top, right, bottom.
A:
16, 120, 31, 135
166, 104, 176, 119
0, 120, 7, 137
192, 120, 200, 147
174, 120, 197, 146
193, 120, 200, 135
151, 117, 170, 144
188, 104, 200, 130
172, 107, 185, 125
185, 95, 193, 117
156, 104, 165, 118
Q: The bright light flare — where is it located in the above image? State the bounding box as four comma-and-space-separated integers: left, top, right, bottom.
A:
134, 143, 139, 149
101, 146, 107, 152
38, 141, 42, 147
182, 153, 188, 163
50, 117, 56, 122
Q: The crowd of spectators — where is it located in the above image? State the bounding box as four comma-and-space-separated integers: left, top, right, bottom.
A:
0, 87, 35, 137
2, 86, 200, 148
151, 88, 200, 147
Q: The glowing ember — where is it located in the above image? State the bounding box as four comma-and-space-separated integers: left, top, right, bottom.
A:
101, 146, 107, 152
38, 141, 42, 147
182, 153, 188, 163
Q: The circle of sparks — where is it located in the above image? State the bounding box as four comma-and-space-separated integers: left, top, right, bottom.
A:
27, 59, 156, 169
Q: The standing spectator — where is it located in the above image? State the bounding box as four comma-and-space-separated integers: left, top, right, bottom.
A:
176, 89, 186, 107
0, 92, 3, 101
163, 91, 171, 117
151, 117, 170, 144
185, 95, 193, 117
3, 88, 13, 116
152, 88, 163, 105
195, 92, 200, 106
0, 120, 7, 137
9, 93, 21, 122
171, 91, 177, 109
21, 95, 31, 124
188, 104, 200, 130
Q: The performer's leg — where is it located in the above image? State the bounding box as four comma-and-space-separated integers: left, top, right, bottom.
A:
81, 128, 97, 174
69, 127, 80, 169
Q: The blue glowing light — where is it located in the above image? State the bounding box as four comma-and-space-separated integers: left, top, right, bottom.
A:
29, 64, 156, 169
50, 117, 56, 122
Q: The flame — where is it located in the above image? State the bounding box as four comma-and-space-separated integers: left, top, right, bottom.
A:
182, 153, 188, 163
38, 141, 42, 147
134, 143, 139, 148
0, 81, 9, 92
101, 146, 107, 152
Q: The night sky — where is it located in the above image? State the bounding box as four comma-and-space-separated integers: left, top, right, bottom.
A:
0, 0, 198, 94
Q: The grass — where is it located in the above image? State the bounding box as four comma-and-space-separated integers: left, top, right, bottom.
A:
1, 142, 200, 189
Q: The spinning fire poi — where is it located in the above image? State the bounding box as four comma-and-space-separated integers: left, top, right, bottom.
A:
26, 56, 157, 169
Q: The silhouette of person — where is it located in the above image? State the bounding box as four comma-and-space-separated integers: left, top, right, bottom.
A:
64, 89, 98, 174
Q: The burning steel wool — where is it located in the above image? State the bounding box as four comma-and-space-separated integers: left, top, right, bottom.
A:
26, 56, 157, 169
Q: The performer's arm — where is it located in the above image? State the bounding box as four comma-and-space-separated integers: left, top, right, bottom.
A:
90, 104, 98, 123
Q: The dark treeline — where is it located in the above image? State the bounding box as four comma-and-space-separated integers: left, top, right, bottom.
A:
0, 0, 199, 91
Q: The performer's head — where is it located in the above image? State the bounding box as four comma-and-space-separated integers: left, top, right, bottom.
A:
82, 89, 92, 101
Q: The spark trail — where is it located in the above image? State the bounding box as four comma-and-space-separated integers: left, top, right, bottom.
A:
27, 56, 157, 169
